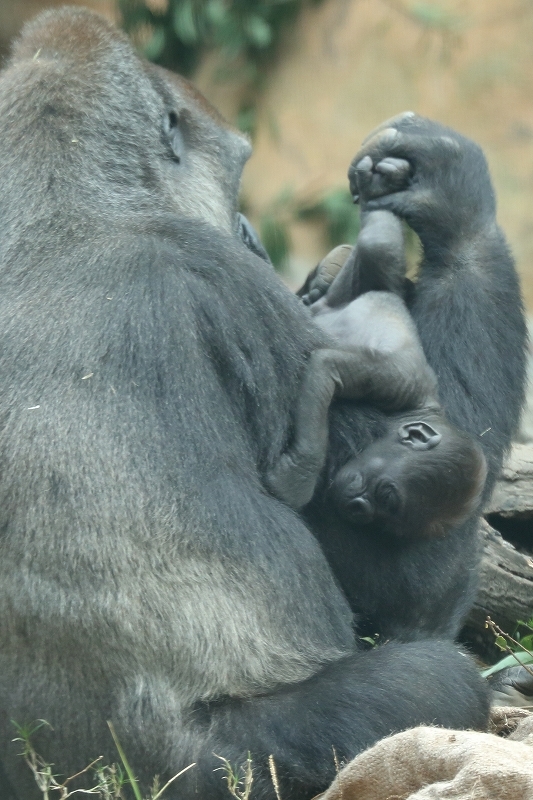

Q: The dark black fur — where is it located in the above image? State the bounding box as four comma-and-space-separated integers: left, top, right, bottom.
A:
0, 13, 521, 800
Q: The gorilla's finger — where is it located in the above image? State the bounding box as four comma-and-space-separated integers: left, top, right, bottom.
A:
360, 111, 416, 145
352, 157, 412, 204
375, 157, 411, 178
349, 132, 460, 200
353, 156, 406, 202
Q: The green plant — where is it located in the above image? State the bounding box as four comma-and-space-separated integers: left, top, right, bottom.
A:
215, 752, 254, 800
253, 186, 360, 271
12, 719, 194, 800
297, 189, 361, 250
481, 615, 533, 678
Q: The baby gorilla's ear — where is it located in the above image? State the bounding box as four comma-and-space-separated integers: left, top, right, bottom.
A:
398, 421, 442, 450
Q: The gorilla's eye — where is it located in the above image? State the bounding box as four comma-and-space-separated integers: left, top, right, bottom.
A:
164, 111, 184, 164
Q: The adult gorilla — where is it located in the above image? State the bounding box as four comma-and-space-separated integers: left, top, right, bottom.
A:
0, 7, 525, 800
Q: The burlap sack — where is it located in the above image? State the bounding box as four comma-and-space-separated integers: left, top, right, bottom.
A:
321, 711, 533, 800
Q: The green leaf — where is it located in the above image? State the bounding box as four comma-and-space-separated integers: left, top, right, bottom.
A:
519, 635, 533, 652
143, 26, 165, 60
410, 3, 461, 31
173, 0, 198, 45
481, 650, 533, 678
296, 188, 359, 247
108, 721, 142, 800
494, 635, 509, 651
245, 15, 272, 48
205, 0, 226, 26
236, 106, 256, 137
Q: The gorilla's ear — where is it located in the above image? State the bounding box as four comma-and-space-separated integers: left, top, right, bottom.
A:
398, 421, 442, 450
236, 213, 272, 265
163, 111, 184, 163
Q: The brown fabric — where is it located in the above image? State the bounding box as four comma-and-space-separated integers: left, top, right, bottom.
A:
490, 706, 532, 737
321, 711, 533, 800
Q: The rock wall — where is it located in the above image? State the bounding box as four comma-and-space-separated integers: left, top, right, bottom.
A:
197, 0, 533, 298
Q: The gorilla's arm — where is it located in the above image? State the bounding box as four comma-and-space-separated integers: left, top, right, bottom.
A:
348, 114, 527, 494
0, 14, 491, 798
265, 330, 435, 510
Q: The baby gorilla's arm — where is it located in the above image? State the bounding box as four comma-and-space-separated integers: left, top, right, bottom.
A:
266, 335, 435, 509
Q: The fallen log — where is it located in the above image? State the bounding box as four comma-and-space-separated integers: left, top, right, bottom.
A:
464, 443, 533, 639
486, 444, 533, 518
467, 519, 533, 633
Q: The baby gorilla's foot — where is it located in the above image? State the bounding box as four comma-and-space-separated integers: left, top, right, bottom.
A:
301, 244, 353, 305
351, 156, 411, 204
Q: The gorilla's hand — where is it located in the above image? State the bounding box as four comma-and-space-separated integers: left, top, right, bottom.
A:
349, 112, 497, 251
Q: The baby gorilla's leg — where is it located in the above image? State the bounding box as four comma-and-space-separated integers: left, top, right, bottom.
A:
302, 208, 409, 312
325, 211, 408, 309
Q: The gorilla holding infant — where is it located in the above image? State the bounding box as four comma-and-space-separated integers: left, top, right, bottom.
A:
0, 7, 526, 799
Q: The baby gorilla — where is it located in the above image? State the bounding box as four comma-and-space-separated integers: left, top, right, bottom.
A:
309, 209, 486, 537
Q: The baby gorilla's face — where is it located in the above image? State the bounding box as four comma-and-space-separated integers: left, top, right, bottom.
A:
331, 443, 407, 528
329, 419, 444, 536
329, 415, 486, 538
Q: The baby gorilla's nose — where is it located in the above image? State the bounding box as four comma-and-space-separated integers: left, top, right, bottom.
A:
345, 495, 374, 521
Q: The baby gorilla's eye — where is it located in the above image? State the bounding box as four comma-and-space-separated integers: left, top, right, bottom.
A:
374, 479, 401, 515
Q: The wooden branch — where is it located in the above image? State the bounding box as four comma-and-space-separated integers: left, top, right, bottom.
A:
467, 520, 533, 632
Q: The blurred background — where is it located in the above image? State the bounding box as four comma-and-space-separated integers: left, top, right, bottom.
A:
2, 0, 533, 304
